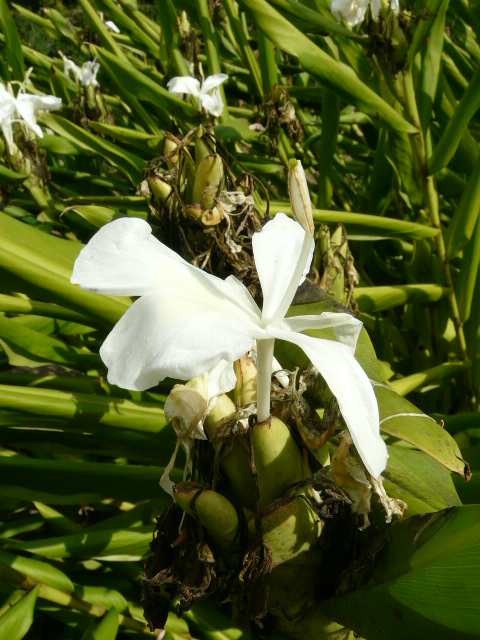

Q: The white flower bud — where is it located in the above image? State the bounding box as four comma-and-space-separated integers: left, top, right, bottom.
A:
288, 159, 314, 235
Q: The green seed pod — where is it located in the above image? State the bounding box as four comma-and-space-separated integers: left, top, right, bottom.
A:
195, 126, 214, 168
248, 497, 323, 614
163, 132, 181, 170
191, 154, 223, 210
204, 395, 255, 510
252, 417, 304, 510
174, 481, 239, 550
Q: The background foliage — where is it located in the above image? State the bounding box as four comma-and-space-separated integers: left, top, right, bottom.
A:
0, 0, 479, 638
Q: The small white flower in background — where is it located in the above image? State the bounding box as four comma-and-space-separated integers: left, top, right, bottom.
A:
62, 55, 100, 88
71, 165, 388, 479
105, 19, 120, 33
331, 0, 399, 26
98, 11, 121, 33
0, 80, 61, 154
167, 73, 228, 117
160, 360, 236, 495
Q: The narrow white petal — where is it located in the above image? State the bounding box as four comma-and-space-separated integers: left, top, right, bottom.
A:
284, 311, 363, 351
14, 97, 42, 136
167, 76, 201, 97
199, 90, 224, 116
105, 20, 120, 33
100, 291, 259, 390
252, 212, 314, 320
201, 74, 228, 93
271, 327, 388, 478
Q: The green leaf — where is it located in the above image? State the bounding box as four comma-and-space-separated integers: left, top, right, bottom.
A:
375, 385, 467, 477
0, 385, 165, 432
383, 446, 461, 515
0, 585, 38, 640
0, 315, 100, 370
39, 114, 145, 185
355, 284, 449, 313
445, 151, 480, 258
0, 550, 74, 593
455, 215, 480, 322
428, 64, 480, 174
0, 0, 24, 80
92, 46, 196, 126
0, 213, 128, 326
322, 506, 480, 639
80, 607, 120, 640
388, 361, 471, 396
0, 455, 175, 505
236, 0, 416, 133
269, 205, 439, 239
6, 526, 153, 560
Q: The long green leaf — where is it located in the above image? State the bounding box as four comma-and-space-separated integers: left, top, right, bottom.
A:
0, 585, 38, 640
428, 64, 480, 174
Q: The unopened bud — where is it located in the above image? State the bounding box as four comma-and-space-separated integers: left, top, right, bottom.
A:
288, 159, 314, 234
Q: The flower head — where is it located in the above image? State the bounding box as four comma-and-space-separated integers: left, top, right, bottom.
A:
0, 80, 61, 154
72, 210, 387, 478
62, 55, 100, 88
167, 73, 228, 117
331, 0, 399, 26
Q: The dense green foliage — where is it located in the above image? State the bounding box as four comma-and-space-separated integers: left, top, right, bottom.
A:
0, 0, 479, 638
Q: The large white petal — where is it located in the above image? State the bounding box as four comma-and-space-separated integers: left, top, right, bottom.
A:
270, 327, 388, 478
14, 96, 43, 137
201, 74, 228, 93
284, 311, 363, 351
167, 76, 201, 96
71, 218, 260, 321
100, 290, 262, 390
71, 217, 187, 295
252, 213, 314, 320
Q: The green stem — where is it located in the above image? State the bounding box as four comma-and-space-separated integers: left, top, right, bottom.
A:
401, 65, 469, 364
256, 337, 275, 422
402, 64, 475, 408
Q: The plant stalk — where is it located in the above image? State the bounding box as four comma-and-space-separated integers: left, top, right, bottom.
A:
401, 65, 468, 363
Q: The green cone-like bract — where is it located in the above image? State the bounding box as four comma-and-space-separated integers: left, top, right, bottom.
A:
174, 482, 239, 550
252, 416, 304, 510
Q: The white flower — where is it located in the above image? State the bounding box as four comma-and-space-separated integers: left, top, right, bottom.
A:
0, 81, 61, 154
167, 74, 228, 117
98, 11, 121, 33
331, 0, 399, 26
71, 213, 388, 479
62, 55, 100, 88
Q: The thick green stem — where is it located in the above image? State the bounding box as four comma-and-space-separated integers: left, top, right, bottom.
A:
401, 65, 468, 364
401, 64, 475, 407
256, 337, 275, 422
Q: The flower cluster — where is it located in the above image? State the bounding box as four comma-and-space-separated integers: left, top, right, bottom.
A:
71, 162, 388, 479
0, 80, 61, 155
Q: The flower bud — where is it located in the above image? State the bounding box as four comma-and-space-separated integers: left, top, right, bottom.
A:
288, 159, 314, 235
